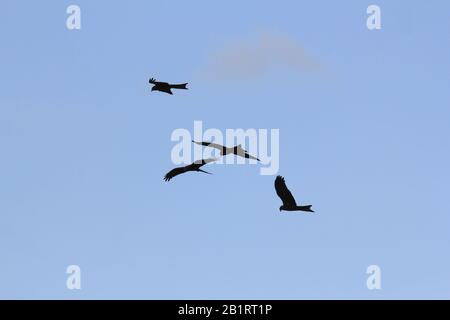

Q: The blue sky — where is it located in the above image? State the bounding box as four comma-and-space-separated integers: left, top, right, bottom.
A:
1, 0, 449, 299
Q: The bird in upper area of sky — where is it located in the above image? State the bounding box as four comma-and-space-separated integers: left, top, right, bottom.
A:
164, 158, 218, 182
192, 140, 261, 161
149, 78, 188, 95
274, 175, 314, 213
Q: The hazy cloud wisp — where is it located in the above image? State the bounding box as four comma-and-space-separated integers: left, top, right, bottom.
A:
201, 31, 323, 81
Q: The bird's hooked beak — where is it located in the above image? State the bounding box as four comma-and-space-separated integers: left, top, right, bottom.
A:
151, 87, 155, 91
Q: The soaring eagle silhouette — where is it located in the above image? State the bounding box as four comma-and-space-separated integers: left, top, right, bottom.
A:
192, 141, 260, 161
164, 158, 217, 182
274, 176, 314, 212
149, 78, 188, 95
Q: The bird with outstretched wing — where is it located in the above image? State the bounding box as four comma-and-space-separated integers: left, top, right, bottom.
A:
149, 78, 188, 95
164, 158, 217, 182
192, 140, 260, 161
275, 176, 314, 212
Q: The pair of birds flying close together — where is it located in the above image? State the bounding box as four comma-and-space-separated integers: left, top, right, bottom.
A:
153, 77, 314, 213
163, 140, 260, 182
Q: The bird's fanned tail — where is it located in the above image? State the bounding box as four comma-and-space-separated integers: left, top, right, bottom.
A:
170, 83, 188, 90
198, 169, 211, 175
296, 205, 314, 212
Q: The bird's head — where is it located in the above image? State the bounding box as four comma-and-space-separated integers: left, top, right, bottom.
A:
149, 78, 157, 91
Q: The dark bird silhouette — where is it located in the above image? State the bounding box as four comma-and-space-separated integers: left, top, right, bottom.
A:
192, 141, 260, 161
164, 158, 217, 182
274, 176, 314, 212
149, 78, 188, 95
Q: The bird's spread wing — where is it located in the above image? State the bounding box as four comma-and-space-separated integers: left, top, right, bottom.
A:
165, 159, 217, 181
164, 166, 186, 182
195, 157, 218, 165
159, 87, 173, 95
236, 145, 248, 153
274, 176, 297, 206
192, 158, 218, 168
244, 152, 260, 161
192, 141, 224, 150
234, 147, 260, 161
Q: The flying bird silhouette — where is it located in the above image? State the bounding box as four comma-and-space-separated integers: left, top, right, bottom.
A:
164, 158, 217, 182
149, 78, 188, 95
192, 141, 260, 161
274, 176, 314, 212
